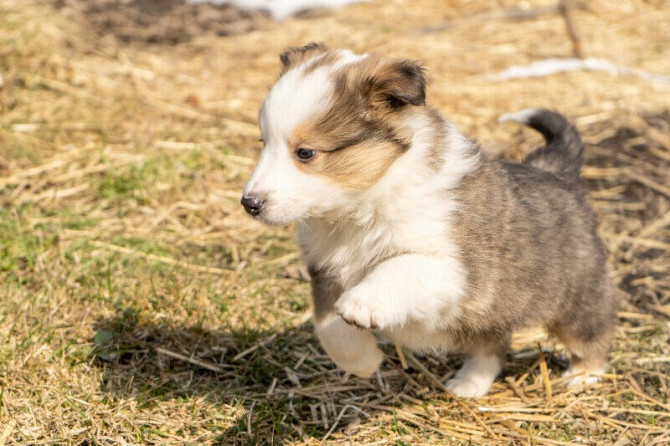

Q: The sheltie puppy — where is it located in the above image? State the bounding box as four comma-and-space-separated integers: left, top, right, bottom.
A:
241, 43, 616, 398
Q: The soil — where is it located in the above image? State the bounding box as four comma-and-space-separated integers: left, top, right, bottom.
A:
52, 0, 272, 44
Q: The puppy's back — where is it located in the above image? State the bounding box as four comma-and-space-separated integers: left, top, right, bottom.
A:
450, 110, 615, 343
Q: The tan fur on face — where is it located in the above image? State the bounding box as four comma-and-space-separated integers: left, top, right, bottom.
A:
292, 136, 406, 190
287, 54, 428, 190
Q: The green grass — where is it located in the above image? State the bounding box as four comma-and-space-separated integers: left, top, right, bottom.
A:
0, 207, 44, 273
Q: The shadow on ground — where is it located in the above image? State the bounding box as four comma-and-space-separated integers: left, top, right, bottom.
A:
91, 309, 573, 444
92, 309, 328, 443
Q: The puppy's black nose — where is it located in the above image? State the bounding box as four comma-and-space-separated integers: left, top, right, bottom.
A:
241, 194, 264, 216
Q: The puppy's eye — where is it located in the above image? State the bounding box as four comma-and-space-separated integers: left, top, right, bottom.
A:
295, 148, 317, 161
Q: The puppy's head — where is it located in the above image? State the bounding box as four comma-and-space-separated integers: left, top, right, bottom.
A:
241, 43, 426, 225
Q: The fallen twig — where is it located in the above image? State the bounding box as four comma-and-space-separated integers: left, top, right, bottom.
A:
89, 240, 235, 276
155, 347, 230, 372
560, 0, 584, 58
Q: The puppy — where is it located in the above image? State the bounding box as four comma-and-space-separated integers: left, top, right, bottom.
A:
241, 43, 617, 398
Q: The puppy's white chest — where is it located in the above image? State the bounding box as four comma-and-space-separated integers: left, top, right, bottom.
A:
299, 221, 394, 288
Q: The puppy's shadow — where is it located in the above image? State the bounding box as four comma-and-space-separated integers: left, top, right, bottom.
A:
92, 309, 391, 443
92, 310, 567, 444
93, 309, 291, 396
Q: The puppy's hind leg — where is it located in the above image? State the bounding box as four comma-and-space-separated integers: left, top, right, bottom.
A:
553, 323, 614, 386
551, 291, 616, 387
445, 336, 508, 398
315, 315, 383, 377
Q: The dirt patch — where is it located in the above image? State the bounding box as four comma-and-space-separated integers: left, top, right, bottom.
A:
52, 0, 272, 44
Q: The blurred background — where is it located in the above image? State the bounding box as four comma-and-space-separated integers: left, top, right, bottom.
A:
1, 1, 668, 444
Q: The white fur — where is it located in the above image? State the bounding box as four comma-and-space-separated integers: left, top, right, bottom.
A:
383, 322, 458, 354
498, 108, 539, 125
314, 315, 383, 377
334, 254, 464, 330
445, 353, 502, 398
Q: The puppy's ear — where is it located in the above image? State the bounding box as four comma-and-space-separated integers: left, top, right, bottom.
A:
279, 42, 328, 73
363, 59, 426, 108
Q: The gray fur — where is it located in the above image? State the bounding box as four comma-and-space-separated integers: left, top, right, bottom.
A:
447, 109, 616, 372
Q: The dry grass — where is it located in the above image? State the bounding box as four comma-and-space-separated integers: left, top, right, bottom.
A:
1, 0, 669, 444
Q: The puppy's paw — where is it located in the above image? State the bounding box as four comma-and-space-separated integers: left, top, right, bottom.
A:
563, 368, 604, 387
335, 286, 398, 330
445, 377, 491, 398
444, 354, 502, 398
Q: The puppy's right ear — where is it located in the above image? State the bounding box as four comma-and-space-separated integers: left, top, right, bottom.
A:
363, 58, 426, 109
279, 42, 328, 73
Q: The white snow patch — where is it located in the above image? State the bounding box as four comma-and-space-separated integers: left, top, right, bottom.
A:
187, 0, 366, 20
489, 58, 670, 84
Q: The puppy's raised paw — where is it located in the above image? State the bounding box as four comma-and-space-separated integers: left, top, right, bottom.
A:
335, 286, 399, 330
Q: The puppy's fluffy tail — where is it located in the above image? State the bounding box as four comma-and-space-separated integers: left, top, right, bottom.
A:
500, 109, 584, 185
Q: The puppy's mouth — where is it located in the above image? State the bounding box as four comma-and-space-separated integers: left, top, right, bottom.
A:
255, 214, 291, 227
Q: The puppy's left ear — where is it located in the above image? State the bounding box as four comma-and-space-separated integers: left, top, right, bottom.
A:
364, 59, 426, 109
279, 42, 328, 74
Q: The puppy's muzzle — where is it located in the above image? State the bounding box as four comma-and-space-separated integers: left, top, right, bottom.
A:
241, 194, 265, 216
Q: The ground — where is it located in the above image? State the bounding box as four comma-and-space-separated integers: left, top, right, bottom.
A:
0, 0, 669, 445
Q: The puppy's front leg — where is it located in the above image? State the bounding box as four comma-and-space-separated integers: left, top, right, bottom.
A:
311, 267, 383, 377
315, 316, 384, 377
335, 254, 465, 330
